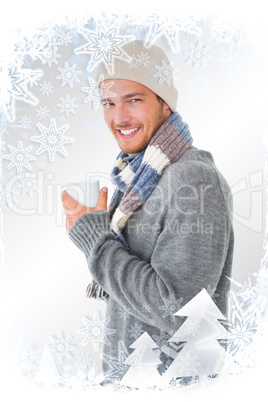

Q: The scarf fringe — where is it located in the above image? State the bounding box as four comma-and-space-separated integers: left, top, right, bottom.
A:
86, 280, 109, 302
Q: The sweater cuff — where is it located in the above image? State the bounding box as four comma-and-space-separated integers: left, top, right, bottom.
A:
69, 210, 110, 257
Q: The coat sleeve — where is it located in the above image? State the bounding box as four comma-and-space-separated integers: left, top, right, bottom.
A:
69, 170, 233, 332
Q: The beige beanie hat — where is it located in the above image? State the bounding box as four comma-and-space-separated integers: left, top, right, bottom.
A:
94, 40, 178, 112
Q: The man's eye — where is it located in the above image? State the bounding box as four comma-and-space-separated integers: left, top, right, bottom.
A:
102, 102, 113, 107
130, 98, 141, 103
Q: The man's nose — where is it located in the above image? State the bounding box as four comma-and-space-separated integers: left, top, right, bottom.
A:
114, 104, 131, 126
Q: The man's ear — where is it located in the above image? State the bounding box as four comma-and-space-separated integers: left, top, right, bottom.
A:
163, 102, 172, 116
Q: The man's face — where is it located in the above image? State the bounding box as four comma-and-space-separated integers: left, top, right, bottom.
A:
101, 79, 172, 154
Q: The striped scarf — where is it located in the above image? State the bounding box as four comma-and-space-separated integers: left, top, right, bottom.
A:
86, 112, 193, 300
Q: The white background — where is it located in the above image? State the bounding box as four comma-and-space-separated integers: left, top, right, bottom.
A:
0, 1, 267, 399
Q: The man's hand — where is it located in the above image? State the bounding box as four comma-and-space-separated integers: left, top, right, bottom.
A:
61, 187, 108, 233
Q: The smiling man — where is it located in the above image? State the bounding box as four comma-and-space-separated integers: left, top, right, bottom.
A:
101, 79, 171, 154
61, 40, 234, 382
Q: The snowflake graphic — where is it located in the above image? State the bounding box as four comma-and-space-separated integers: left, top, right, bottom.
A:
58, 115, 67, 124
185, 42, 210, 69
39, 81, 54, 96
34, 161, 44, 171
144, 15, 202, 52
176, 318, 200, 338
39, 45, 61, 67
77, 312, 116, 352
74, 25, 134, 74
82, 75, 116, 110
22, 133, 32, 146
60, 363, 77, 379
227, 318, 257, 355
159, 295, 183, 321
20, 132, 29, 141
136, 51, 151, 66
174, 351, 200, 377
224, 291, 262, 356
15, 34, 47, 64
59, 368, 77, 389
3, 140, 36, 174
31, 118, 74, 162
168, 377, 181, 389
254, 266, 268, 290
117, 307, 131, 320
141, 302, 152, 315
57, 95, 78, 117
75, 353, 93, 372
18, 115, 32, 129
36, 106, 50, 121
0, 138, 6, 151
98, 12, 138, 31
102, 340, 129, 382
56, 62, 81, 88
19, 354, 38, 380
48, 332, 76, 363
17, 173, 38, 196
59, 363, 96, 390
27, 71, 42, 88
38, 25, 57, 48
0, 63, 43, 122
149, 317, 158, 326
6, 171, 17, 181
0, 183, 19, 213
18, 344, 40, 380
99, 79, 117, 100
27, 342, 40, 358
54, 27, 74, 47
237, 277, 260, 302
127, 322, 143, 339
153, 329, 174, 348
219, 47, 245, 74
153, 60, 178, 85
210, 18, 247, 46
127, 53, 142, 71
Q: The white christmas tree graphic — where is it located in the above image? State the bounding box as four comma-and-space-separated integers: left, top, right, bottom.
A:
120, 332, 162, 389
34, 344, 61, 386
163, 289, 230, 383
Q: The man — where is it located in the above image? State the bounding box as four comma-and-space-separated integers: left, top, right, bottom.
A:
61, 40, 234, 380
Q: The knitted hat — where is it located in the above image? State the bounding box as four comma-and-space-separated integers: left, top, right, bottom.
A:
94, 40, 178, 112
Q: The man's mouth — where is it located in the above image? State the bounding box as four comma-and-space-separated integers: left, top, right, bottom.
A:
117, 127, 140, 137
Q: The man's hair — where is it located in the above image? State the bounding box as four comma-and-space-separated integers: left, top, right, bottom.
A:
156, 94, 164, 103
